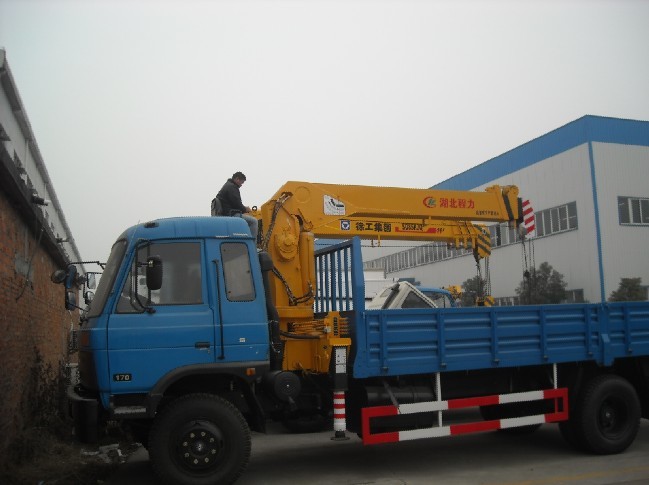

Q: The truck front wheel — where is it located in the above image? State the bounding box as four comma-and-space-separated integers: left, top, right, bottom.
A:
149, 393, 251, 485
576, 374, 641, 455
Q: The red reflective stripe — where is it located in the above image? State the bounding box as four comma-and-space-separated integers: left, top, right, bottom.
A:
447, 394, 499, 409
361, 387, 569, 445
543, 387, 569, 422
365, 430, 399, 445
543, 388, 564, 398
451, 420, 500, 435
361, 405, 399, 445
523, 200, 536, 234
363, 405, 398, 418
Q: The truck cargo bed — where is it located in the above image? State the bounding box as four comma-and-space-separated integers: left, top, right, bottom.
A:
353, 302, 649, 378
313, 238, 649, 379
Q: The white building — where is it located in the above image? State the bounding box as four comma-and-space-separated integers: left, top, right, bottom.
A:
364, 116, 649, 304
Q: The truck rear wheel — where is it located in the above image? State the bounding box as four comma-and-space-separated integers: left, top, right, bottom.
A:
558, 417, 585, 451
149, 393, 251, 485
575, 374, 640, 455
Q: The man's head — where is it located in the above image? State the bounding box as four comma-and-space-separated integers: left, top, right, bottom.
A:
232, 171, 246, 186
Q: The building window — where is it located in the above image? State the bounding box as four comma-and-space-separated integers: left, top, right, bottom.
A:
534, 201, 578, 238
490, 201, 578, 245
363, 201, 579, 274
619, 196, 649, 226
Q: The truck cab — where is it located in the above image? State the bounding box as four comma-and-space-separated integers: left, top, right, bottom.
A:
417, 286, 456, 308
70, 217, 273, 438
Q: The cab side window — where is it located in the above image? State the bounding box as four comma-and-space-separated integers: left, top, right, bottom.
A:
117, 242, 202, 313
221, 243, 255, 302
401, 291, 432, 309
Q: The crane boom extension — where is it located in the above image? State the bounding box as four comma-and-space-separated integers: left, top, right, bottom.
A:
258, 181, 522, 261
263, 181, 521, 222
252, 181, 524, 374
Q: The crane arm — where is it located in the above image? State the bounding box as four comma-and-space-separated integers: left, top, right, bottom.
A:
256, 181, 522, 263
261, 181, 522, 225
252, 181, 524, 374
254, 180, 522, 309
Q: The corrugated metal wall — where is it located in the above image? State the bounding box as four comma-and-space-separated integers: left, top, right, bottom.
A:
594, 143, 649, 301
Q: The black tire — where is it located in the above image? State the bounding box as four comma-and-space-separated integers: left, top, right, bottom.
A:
558, 418, 585, 451
575, 374, 641, 455
149, 393, 251, 485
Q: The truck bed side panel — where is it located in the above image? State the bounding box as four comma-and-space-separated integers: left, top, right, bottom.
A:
314, 238, 649, 379
353, 302, 649, 378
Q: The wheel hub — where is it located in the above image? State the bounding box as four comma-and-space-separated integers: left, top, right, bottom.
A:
177, 420, 225, 470
599, 399, 626, 435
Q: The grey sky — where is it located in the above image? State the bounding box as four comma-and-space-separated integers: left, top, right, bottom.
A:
1, 0, 648, 265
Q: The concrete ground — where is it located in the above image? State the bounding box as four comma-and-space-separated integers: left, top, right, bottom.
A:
108, 420, 649, 485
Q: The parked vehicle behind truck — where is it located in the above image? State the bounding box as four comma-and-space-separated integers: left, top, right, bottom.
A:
367, 281, 456, 309
59, 181, 649, 485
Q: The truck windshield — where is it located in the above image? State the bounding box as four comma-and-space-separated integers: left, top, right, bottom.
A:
420, 290, 453, 308
86, 239, 127, 318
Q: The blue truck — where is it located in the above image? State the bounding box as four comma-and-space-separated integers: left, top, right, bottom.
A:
61, 215, 649, 485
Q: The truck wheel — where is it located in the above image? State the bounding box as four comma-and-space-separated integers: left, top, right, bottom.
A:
558, 418, 585, 451
576, 375, 640, 455
149, 393, 251, 485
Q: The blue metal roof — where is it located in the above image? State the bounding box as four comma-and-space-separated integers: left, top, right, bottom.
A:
433, 115, 649, 190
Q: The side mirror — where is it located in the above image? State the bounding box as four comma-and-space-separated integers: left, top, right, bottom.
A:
146, 256, 163, 291
84, 291, 94, 305
65, 289, 78, 310
86, 273, 96, 290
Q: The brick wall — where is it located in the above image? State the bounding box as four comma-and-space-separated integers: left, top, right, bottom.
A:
0, 188, 78, 466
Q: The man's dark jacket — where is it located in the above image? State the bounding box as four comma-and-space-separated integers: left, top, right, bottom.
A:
216, 178, 246, 215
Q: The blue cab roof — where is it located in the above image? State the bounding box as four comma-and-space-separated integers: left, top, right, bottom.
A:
118, 216, 253, 243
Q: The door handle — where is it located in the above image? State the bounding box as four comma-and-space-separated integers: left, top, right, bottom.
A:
195, 341, 210, 349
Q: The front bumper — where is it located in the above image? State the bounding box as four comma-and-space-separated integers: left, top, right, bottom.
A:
67, 385, 101, 443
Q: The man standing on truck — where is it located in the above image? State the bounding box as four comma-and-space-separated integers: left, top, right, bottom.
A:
216, 171, 259, 240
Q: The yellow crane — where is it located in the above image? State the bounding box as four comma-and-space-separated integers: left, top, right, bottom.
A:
251, 181, 523, 373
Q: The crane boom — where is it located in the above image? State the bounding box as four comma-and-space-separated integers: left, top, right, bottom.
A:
263, 181, 521, 223
250, 181, 524, 373
257, 181, 522, 259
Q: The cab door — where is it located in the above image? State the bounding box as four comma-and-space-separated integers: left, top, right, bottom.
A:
206, 240, 269, 363
106, 240, 215, 393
